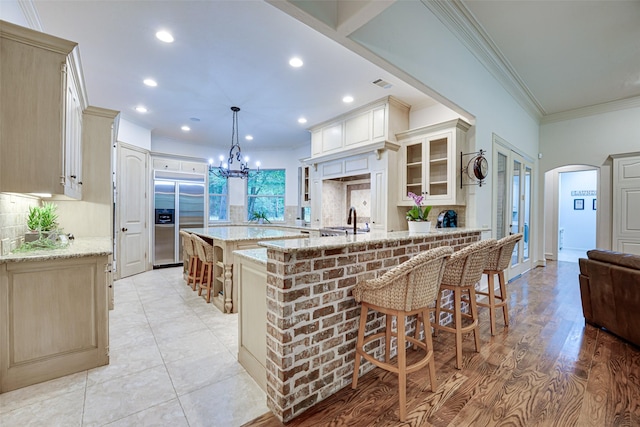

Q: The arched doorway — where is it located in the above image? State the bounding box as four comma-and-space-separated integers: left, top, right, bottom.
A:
544, 165, 598, 262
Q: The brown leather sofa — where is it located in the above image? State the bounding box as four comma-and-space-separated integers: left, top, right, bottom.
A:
579, 249, 640, 347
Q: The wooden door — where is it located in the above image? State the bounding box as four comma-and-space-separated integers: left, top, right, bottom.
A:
117, 144, 148, 278
613, 155, 640, 255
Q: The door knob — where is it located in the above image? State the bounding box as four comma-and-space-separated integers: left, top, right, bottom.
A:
121, 227, 128, 232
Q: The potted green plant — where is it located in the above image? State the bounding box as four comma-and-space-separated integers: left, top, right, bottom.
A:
249, 210, 271, 224
25, 203, 60, 242
406, 192, 432, 233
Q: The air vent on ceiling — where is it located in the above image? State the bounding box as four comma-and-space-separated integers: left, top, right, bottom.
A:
372, 78, 392, 89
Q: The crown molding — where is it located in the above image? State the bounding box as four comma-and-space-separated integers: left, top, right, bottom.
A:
422, 0, 543, 121
18, 0, 42, 31
540, 96, 640, 125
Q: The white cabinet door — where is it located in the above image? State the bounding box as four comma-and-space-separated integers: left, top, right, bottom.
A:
64, 71, 83, 199
152, 158, 180, 171
371, 170, 386, 230
400, 139, 426, 203
613, 156, 640, 255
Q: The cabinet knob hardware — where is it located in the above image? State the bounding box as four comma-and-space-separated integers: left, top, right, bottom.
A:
121, 227, 128, 232
79, 181, 83, 185
70, 175, 76, 179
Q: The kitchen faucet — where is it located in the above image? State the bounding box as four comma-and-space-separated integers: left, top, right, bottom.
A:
347, 206, 357, 235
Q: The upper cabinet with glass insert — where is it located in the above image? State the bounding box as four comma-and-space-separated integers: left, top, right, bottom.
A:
397, 119, 471, 206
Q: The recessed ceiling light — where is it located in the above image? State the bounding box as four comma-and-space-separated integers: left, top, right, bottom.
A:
342, 95, 354, 103
156, 30, 174, 43
298, 117, 307, 124
143, 78, 157, 87
181, 125, 190, 131
245, 135, 254, 141
135, 106, 147, 113
289, 57, 303, 68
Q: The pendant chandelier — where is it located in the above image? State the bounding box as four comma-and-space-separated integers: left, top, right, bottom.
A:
210, 106, 260, 179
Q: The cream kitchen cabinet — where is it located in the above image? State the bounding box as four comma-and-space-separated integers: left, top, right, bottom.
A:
152, 157, 207, 175
309, 96, 409, 161
397, 119, 471, 206
0, 20, 87, 199
0, 246, 111, 393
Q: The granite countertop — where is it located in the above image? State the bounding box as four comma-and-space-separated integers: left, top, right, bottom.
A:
193, 223, 318, 232
233, 248, 267, 265
0, 237, 113, 263
184, 227, 307, 242
258, 228, 488, 253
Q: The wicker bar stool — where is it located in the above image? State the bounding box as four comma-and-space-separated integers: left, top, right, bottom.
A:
431, 239, 496, 369
179, 231, 199, 290
352, 246, 453, 422
191, 234, 215, 303
477, 233, 523, 336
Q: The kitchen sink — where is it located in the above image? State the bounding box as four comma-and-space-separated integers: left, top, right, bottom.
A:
321, 226, 370, 236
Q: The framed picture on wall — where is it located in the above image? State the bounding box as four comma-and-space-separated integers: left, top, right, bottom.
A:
574, 199, 584, 210
593, 199, 597, 210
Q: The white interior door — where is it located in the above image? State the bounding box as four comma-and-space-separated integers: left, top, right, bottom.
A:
493, 140, 533, 279
613, 155, 640, 255
117, 144, 148, 278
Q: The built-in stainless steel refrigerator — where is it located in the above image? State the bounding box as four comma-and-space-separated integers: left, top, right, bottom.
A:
153, 171, 205, 267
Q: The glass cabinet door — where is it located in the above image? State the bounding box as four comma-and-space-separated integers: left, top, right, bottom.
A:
404, 141, 424, 199
427, 136, 449, 197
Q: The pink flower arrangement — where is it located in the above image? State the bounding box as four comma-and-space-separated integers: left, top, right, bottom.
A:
406, 192, 432, 221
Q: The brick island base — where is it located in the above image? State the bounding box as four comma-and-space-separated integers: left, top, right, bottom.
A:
260, 230, 482, 422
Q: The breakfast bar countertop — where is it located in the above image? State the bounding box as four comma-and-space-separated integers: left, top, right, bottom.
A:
258, 227, 489, 252
233, 248, 268, 265
0, 237, 113, 263
183, 226, 307, 242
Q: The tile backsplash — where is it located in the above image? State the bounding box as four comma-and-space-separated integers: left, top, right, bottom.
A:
0, 193, 40, 253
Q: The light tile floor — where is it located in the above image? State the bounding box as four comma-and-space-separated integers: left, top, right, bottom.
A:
0, 267, 269, 426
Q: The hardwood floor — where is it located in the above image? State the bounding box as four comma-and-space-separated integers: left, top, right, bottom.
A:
243, 261, 640, 426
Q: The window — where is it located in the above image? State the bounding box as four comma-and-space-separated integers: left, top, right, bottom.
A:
208, 168, 228, 221
247, 169, 285, 221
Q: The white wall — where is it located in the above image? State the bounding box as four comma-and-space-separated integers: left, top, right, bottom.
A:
409, 104, 463, 129
118, 119, 152, 151
348, 1, 540, 256
540, 105, 640, 250
152, 135, 311, 207
559, 170, 597, 251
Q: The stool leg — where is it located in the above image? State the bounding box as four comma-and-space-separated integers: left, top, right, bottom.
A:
487, 273, 497, 336
413, 313, 421, 351
385, 314, 392, 364
454, 287, 463, 369
469, 287, 481, 353
197, 261, 206, 296
352, 305, 368, 389
397, 313, 407, 422
433, 289, 442, 337
423, 308, 437, 392
499, 271, 509, 327
206, 262, 213, 303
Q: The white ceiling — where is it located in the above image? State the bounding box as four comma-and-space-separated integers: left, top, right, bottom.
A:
462, 0, 640, 116
2, 0, 639, 153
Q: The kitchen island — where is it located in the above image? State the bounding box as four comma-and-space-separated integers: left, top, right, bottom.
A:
0, 237, 112, 393
184, 226, 308, 313
235, 228, 485, 422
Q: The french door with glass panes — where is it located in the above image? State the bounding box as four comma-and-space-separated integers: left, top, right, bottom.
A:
493, 142, 533, 279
